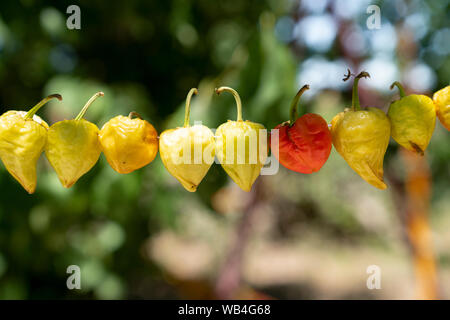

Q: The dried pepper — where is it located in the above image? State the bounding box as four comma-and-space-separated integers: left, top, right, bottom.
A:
159, 88, 215, 192
215, 87, 267, 192
45, 92, 104, 188
433, 85, 450, 131
99, 112, 158, 174
331, 71, 390, 190
388, 81, 436, 155
0, 94, 62, 193
272, 84, 332, 173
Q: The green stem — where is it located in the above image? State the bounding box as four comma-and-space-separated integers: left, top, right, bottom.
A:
289, 84, 310, 125
390, 81, 406, 98
128, 111, 143, 119
351, 71, 370, 111
24, 94, 62, 120
75, 92, 104, 120
183, 88, 198, 127
215, 86, 243, 121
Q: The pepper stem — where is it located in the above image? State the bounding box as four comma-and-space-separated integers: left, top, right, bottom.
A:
128, 111, 143, 119
24, 94, 62, 120
183, 88, 198, 127
390, 81, 406, 98
344, 71, 370, 111
215, 86, 243, 121
75, 92, 104, 120
289, 84, 310, 125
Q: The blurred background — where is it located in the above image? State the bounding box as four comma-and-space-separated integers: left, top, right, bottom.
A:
0, 0, 448, 299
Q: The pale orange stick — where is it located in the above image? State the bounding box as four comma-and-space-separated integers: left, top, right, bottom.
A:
401, 149, 438, 299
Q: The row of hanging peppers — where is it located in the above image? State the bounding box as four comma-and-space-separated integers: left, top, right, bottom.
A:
0, 70, 448, 194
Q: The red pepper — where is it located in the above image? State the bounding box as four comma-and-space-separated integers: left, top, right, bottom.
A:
272, 85, 332, 174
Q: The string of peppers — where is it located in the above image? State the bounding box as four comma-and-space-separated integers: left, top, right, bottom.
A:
0, 70, 448, 194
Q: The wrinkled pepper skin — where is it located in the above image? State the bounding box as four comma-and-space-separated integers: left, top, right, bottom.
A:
433, 85, 450, 131
215, 87, 268, 192
388, 82, 435, 155
215, 120, 267, 192
331, 108, 390, 189
331, 71, 390, 190
0, 112, 48, 193
99, 114, 158, 174
272, 85, 332, 174
0, 94, 62, 193
46, 120, 101, 188
160, 125, 215, 192
45, 92, 103, 188
275, 115, 332, 173
159, 88, 215, 192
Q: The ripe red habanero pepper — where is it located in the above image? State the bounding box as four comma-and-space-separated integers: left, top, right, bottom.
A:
271, 85, 332, 173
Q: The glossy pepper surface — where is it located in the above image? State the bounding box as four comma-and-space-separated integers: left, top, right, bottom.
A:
0, 94, 62, 193
331, 71, 390, 190
215, 87, 268, 192
272, 85, 332, 173
433, 85, 450, 131
99, 112, 158, 174
45, 92, 103, 188
388, 81, 435, 155
159, 88, 215, 192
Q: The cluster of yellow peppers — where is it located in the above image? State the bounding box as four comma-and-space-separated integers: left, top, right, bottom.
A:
0, 87, 266, 194
0, 72, 448, 194
160, 86, 267, 192
0, 92, 159, 193
332, 71, 448, 190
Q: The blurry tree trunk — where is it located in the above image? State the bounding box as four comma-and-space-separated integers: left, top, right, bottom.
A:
214, 179, 263, 299
401, 149, 438, 299
389, 149, 439, 299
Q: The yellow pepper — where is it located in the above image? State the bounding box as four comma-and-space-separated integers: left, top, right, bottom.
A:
0, 94, 62, 193
215, 87, 267, 192
433, 85, 450, 131
331, 71, 390, 190
99, 112, 158, 174
159, 88, 215, 192
45, 92, 103, 188
388, 81, 436, 155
